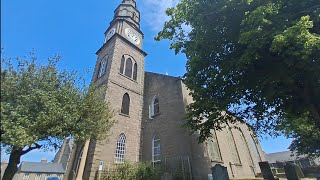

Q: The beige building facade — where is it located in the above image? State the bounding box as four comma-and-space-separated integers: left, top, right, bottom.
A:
70, 0, 267, 179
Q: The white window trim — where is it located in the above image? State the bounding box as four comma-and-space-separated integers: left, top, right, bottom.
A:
149, 95, 159, 119
23, 174, 30, 180
35, 174, 42, 180
115, 134, 126, 163
152, 134, 161, 163
98, 56, 108, 78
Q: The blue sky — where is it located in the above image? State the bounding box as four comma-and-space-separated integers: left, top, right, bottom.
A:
1, 0, 292, 162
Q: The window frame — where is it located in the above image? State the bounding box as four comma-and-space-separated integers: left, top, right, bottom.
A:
35, 174, 42, 180
149, 96, 160, 119
119, 55, 138, 81
226, 126, 241, 165
120, 93, 130, 116
206, 130, 222, 162
124, 58, 133, 78
23, 173, 30, 180
115, 133, 126, 163
152, 134, 161, 163
97, 56, 108, 78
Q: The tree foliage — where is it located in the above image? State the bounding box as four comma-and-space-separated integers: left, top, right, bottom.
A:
156, 0, 320, 156
104, 161, 162, 180
1, 52, 114, 179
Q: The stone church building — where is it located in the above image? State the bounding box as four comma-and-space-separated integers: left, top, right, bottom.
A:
68, 0, 267, 179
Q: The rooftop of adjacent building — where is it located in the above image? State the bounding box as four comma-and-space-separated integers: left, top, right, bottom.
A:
266, 151, 310, 163
19, 159, 65, 174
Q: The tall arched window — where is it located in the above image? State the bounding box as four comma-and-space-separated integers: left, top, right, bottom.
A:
115, 134, 126, 163
207, 130, 222, 161
152, 134, 161, 163
75, 146, 84, 176
226, 127, 241, 164
125, 58, 133, 78
153, 97, 160, 115
249, 134, 262, 162
98, 57, 107, 78
133, 63, 137, 80
149, 96, 159, 118
119, 55, 138, 81
121, 93, 130, 115
120, 56, 125, 74
238, 129, 254, 167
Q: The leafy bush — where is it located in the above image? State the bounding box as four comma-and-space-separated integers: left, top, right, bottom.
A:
103, 161, 163, 180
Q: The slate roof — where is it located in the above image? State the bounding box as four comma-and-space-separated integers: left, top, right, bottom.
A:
266, 151, 307, 163
19, 162, 65, 173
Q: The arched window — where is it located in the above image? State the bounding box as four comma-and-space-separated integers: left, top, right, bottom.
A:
133, 63, 137, 80
152, 134, 161, 163
149, 96, 159, 118
75, 146, 84, 176
122, 8, 128, 16
153, 97, 160, 115
121, 93, 130, 115
249, 134, 262, 162
125, 58, 133, 78
238, 129, 255, 167
226, 126, 241, 164
98, 57, 107, 78
115, 134, 126, 163
119, 55, 137, 81
120, 56, 125, 74
207, 130, 222, 161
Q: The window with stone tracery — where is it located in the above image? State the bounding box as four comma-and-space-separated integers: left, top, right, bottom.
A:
238, 129, 254, 166
149, 96, 160, 118
98, 57, 108, 78
226, 126, 241, 164
120, 55, 137, 81
152, 134, 161, 163
248, 134, 262, 162
115, 133, 126, 163
207, 130, 222, 162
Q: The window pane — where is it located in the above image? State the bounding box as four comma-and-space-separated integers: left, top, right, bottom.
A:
154, 140, 160, 147
249, 135, 262, 161
133, 63, 137, 80
154, 103, 159, 115
207, 130, 222, 161
226, 128, 241, 164
115, 134, 126, 163
98, 58, 107, 78
125, 58, 133, 78
121, 93, 130, 115
152, 97, 160, 115
120, 56, 125, 74
152, 135, 160, 162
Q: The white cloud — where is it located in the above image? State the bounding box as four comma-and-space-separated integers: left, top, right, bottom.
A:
140, 0, 180, 32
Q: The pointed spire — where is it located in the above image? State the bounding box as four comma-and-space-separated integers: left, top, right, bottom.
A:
113, 0, 140, 29
121, 0, 136, 8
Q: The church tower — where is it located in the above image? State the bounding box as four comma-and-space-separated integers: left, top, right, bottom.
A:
77, 0, 147, 179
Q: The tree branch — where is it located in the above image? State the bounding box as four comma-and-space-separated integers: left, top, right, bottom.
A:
21, 143, 42, 155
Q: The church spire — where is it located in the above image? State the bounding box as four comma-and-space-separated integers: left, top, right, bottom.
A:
122, 0, 136, 7
113, 0, 140, 29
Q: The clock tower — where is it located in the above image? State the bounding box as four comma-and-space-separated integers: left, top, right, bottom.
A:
75, 0, 147, 179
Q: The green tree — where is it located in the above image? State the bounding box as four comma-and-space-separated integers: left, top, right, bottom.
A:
1, 53, 114, 179
156, 0, 320, 156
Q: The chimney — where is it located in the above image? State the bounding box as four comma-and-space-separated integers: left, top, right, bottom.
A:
41, 159, 47, 163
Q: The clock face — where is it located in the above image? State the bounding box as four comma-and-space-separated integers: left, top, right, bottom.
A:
105, 28, 116, 43
125, 28, 140, 45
